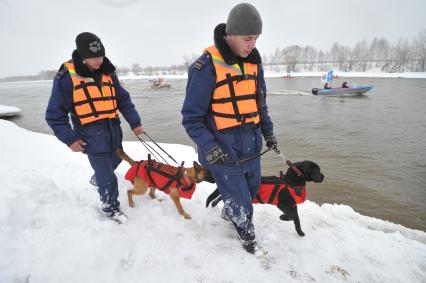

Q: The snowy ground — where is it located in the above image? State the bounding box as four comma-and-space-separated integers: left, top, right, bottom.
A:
0, 104, 21, 117
0, 120, 425, 283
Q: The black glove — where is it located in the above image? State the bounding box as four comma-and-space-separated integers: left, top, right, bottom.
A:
206, 145, 229, 165
265, 135, 278, 149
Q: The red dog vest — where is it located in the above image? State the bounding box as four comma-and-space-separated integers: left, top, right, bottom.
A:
253, 183, 306, 205
125, 160, 196, 199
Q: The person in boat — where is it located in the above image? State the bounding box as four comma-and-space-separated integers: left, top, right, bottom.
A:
181, 3, 276, 254
152, 78, 160, 87
152, 77, 166, 88
45, 32, 144, 224
324, 82, 331, 89
341, 81, 349, 88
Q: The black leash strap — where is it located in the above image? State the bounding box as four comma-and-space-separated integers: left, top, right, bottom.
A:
236, 145, 304, 177
236, 148, 271, 165
143, 132, 179, 165
136, 135, 169, 164
273, 147, 304, 177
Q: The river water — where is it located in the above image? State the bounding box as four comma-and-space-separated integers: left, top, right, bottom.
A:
1, 76, 425, 231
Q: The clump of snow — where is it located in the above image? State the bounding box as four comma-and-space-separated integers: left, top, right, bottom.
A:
0, 120, 425, 282
0, 104, 21, 117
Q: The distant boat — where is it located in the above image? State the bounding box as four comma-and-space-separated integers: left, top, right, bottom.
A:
150, 77, 171, 89
151, 83, 171, 89
313, 70, 372, 95
312, 85, 373, 95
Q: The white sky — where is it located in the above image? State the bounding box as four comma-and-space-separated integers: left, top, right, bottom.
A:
0, 0, 425, 77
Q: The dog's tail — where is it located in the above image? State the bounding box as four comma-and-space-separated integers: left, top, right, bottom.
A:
116, 148, 136, 166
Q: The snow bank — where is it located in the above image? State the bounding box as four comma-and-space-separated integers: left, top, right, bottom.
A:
0, 104, 21, 117
0, 120, 425, 283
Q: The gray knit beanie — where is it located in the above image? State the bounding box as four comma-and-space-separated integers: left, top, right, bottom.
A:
225, 3, 262, 35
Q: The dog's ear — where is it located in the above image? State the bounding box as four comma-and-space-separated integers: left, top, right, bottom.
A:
193, 161, 201, 173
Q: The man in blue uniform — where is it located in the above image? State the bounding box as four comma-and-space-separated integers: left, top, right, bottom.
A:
46, 32, 143, 223
181, 3, 277, 253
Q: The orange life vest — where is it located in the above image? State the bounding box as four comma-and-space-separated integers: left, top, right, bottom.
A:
253, 183, 306, 205
204, 45, 260, 130
64, 62, 118, 125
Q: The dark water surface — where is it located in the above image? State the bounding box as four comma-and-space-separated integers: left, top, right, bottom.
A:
1, 77, 425, 231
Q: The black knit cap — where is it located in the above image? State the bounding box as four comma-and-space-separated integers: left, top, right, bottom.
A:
75, 32, 105, 59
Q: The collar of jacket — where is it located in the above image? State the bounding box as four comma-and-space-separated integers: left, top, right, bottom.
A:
213, 23, 262, 66
71, 49, 116, 78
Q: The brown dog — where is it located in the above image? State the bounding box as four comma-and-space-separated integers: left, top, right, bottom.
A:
116, 148, 207, 219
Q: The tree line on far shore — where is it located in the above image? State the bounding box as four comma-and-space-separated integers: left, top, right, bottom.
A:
1, 29, 425, 82
265, 29, 426, 73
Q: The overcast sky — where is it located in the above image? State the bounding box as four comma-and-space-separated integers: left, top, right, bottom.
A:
0, 0, 425, 77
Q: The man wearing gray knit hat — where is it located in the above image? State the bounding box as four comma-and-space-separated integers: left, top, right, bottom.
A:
182, 3, 277, 255
226, 2, 262, 35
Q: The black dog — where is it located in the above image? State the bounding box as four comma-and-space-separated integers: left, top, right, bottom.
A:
205, 161, 324, 236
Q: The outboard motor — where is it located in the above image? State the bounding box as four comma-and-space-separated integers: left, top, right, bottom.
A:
311, 88, 319, 95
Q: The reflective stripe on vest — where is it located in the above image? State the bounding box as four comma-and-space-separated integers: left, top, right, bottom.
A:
64, 62, 118, 125
204, 45, 260, 130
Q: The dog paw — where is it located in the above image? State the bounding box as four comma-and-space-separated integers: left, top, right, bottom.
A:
128, 203, 135, 208
182, 213, 192, 220
279, 214, 293, 221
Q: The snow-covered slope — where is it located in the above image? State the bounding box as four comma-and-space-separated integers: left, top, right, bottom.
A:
0, 120, 425, 283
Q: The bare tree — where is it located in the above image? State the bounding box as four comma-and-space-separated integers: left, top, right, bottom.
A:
351, 39, 370, 71
117, 66, 130, 76
131, 63, 142, 75
414, 29, 426, 71
282, 45, 301, 73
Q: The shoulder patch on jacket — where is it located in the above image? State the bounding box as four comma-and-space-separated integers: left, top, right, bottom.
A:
193, 54, 210, 70
54, 64, 68, 79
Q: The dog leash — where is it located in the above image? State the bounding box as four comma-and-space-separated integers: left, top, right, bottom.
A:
236, 146, 303, 177
143, 132, 180, 165
236, 148, 272, 165
273, 147, 304, 177
136, 131, 181, 166
136, 134, 170, 165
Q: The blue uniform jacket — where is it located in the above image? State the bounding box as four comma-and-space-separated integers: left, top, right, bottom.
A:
45, 64, 141, 153
181, 53, 274, 170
